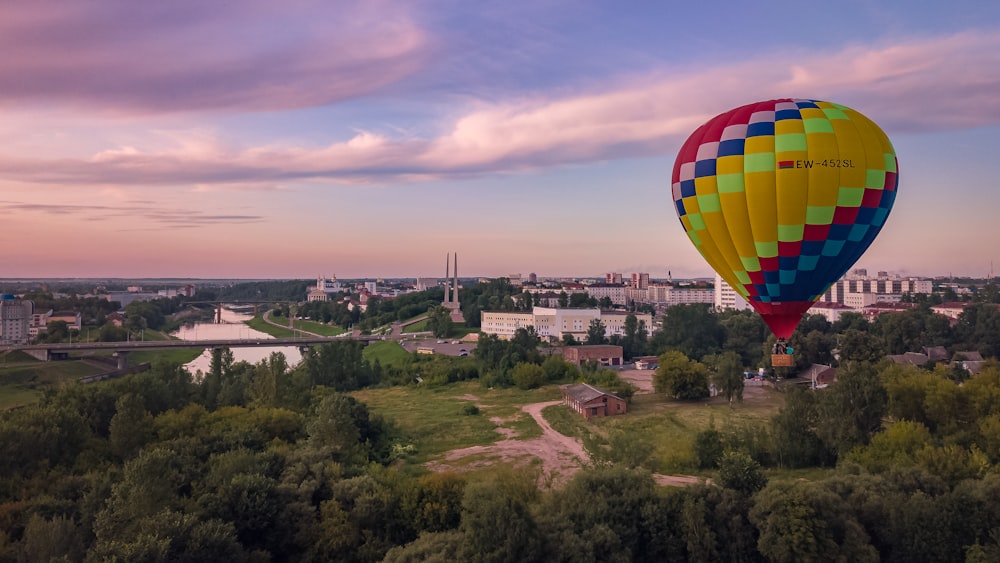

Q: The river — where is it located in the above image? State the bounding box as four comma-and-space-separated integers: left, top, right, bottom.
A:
172, 307, 303, 375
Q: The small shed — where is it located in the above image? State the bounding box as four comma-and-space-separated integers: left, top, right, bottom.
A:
563, 383, 627, 419
634, 356, 659, 370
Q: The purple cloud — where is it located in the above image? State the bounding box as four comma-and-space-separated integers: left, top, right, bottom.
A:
0, 0, 429, 114
2, 30, 1000, 187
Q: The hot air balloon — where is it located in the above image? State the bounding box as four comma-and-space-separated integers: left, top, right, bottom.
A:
671, 99, 898, 351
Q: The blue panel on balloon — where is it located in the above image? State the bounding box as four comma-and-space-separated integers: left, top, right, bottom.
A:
775, 109, 801, 121
680, 179, 696, 198
779, 256, 798, 270
847, 224, 869, 242
795, 101, 820, 109
801, 241, 824, 256
746, 122, 774, 137
822, 239, 845, 256
798, 254, 819, 271
676, 200, 686, 216
695, 159, 717, 178
856, 207, 876, 225
717, 139, 745, 157
828, 224, 851, 240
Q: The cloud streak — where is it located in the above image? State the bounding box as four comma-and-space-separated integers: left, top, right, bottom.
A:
2, 30, 1000, 187
0, 201, 264, 228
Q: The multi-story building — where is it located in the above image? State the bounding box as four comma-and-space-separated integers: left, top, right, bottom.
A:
480, 307, 652, 341
585, 283, 628, 306
0, 296, 33, 344
630, 273, 650, 290
714, 274, 752, 311
643, 283, 714, 307
822, 269, 931, 304
605, 273, 623, 285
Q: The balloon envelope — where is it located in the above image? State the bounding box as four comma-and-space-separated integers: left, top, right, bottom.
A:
671, 99, 898, 338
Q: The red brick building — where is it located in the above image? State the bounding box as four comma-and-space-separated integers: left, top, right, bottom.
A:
561, 345, 624, 366
563, 383, 627, 419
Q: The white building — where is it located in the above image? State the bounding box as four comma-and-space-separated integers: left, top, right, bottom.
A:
645, 283, 715, 306
480, 307, 652, 341
0, 296, 33, 344
585, 284, 628, 306
810, 302, 856, 323
822, 269, 931, 304
714, 274, 752, 311
415, 277, 438, 291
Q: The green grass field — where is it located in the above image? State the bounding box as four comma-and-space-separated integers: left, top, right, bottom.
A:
586, 387, 786, 473
0, 358, 109, 409
292, 319, 345, 336
402, 319, 429, 333
351, 381, 561, 464
246, 316, 297, 338
351, 378, 786, 478
362, 340, 413, 368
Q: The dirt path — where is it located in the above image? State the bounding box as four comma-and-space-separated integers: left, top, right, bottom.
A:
427, 395, 711, 489
426, 400, 590, 486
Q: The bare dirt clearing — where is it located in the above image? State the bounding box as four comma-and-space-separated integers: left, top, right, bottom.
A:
427, 394, 712, 488
426, 400, 589, 486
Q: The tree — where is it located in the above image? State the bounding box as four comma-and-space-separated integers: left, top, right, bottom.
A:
561, 333, 578, 346
426, 306, 453, 338
558, 291, 569, 308
720, 310, 768, 367
771, 387, 832, 468
109, 393, 153, 460
43, 319, 70, 343
650, 304, 725, 359
511, 362, 545, 390
586, 318, 608, 345
815, 361, 888, 455
710, 351, 744, 408
458, 482, 544, 563
750, 481, 878, 563
717, 450, 767, 495
598, 296, 614, 309
654, 351, 710, 400
621, 314, 647, 360
97, 321, 129, 342
837, 328, 885, 363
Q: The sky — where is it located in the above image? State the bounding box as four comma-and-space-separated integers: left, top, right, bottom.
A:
3, 0, 1000, 280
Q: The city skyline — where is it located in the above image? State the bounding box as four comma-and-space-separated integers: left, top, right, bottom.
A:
3, 1, 1000, 279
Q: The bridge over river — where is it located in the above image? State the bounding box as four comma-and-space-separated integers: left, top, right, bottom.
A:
2, 335, 386, 369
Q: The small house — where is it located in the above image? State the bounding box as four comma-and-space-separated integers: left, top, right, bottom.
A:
563, 383, 627, 419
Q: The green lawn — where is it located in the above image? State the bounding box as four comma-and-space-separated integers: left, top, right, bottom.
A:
0, 359, 109, 409
351, 381, 562, 465
362, 340, 413, 368
584, 387, 786, 473
129, 348, 204, 365
402, 318, 429, 333
246, 316, 297, 338
292, 319, 346, 336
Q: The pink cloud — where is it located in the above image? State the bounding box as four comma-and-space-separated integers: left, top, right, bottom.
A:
0, 0, 429, 114
2, 30, 1000, 187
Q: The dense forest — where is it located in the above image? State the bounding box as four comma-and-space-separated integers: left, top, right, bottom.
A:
2, 297, 1000, 560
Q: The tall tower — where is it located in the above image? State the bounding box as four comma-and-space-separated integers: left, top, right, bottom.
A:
442, 252, 464, 322
444, 253, 452, 303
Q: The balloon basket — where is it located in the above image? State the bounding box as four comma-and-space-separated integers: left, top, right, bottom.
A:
771, 354, 794, 367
